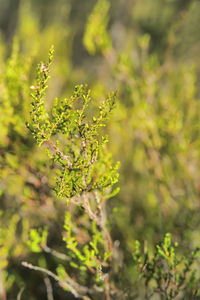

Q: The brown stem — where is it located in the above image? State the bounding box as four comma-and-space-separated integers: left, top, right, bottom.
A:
41, 243, 70, 261
105, 275, 111, 300
0, 269, 6, 300
47, 139, 72, 168
44, 277, 54, 300
22, 261, 91, 299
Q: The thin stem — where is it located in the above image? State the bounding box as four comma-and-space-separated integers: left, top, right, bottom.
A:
22, 261, 89, 299
0, 269, 6, 300
17, 287, 25, 300
41, 243, 70, 261
47, 138, 72, 169
44, 277, 54, 300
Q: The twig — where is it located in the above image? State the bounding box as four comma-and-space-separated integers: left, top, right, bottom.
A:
17, 287, 25, 300
47, 139, 72, 169
41, 243, 70, 261
44, 277, 54, 300
82, 193, 101, 225
105, 275, 111, 300
0, 269, 6, 300
22, 261, 82, 298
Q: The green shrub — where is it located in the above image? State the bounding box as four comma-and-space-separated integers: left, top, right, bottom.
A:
133, 233, 200, 299
1, 1, 200, 299
23, 47, 119, 299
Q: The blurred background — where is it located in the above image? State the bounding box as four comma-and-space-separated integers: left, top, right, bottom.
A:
1, 0, 200, 299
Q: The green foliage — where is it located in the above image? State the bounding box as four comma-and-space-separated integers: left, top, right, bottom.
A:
0, 3, 74, 296
63, 212, 111, 277
0, 37, 30, 146
26, 47, 119, 298
27, 227, 48, 253
133, 233, 200, 299
2, 1, 200, 299
0, 214, 29, 269
27, 47, 118, 203
83, 0, 111, 55
27, 45, 54, 146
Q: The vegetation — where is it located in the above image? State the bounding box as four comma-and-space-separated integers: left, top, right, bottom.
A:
1, 0, 200, 299
25, 46, 119, 299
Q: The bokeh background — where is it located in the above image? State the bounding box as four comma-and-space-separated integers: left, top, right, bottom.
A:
1, 0, 200, 299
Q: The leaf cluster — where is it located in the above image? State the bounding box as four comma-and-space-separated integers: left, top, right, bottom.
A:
133, 233, 200, 299
25, 47, 120, 299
